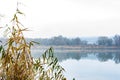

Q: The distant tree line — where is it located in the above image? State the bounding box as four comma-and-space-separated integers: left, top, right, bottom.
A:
1, 35, 120, 46
33, 35, 88, 46
26, 35, 120, 46
97, 35, 120, 46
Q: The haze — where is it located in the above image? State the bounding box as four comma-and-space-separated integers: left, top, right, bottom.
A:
0, 0, 120, 38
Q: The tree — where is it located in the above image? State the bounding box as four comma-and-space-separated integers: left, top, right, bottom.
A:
113, 35, 120, 46
50, 35, 67, 45
71, 37, 81, 45
97, 36, 113, 46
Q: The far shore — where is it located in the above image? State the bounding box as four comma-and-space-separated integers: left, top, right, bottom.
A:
32, 45, 120, 53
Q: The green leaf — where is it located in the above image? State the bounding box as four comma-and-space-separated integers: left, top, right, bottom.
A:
0, 45, 3, 52
48, 62, 53, 67
31, 41, 40, 45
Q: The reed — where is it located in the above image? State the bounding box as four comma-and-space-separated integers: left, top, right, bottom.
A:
0, 4, 66, 80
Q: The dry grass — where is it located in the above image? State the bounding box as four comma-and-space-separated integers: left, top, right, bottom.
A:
0, 6, 66, 80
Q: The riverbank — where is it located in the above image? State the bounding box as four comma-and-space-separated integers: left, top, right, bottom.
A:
32, 45, 120, 53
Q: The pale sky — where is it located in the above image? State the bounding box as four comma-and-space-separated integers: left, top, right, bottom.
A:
0, 0, 120, 38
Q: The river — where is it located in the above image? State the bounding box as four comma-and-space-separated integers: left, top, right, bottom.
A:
32, 48, 120, 80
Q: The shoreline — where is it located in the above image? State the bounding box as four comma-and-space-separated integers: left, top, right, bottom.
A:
32, 45, 120, 53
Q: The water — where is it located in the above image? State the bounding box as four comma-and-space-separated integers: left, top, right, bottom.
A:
32, 49, 120, 80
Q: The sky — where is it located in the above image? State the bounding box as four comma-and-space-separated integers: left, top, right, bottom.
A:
0, 0, 120, 38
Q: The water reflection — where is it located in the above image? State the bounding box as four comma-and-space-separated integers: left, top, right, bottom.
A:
32, 49, 120, 64
31, 50, 120, 80
60, 59, 120, 80
54, 51, 120, 64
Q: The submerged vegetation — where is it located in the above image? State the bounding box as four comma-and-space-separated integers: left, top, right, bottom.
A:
0, 4, 66, 80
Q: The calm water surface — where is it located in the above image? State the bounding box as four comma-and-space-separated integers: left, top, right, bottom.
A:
32, 49, 120, 80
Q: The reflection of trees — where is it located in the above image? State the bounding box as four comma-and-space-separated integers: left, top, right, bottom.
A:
54, 52, 80, 62
96, 52, 113, 62
96, 52, 120, 64
54, 51, 120, 64
32, 49, 120, 63
54, 52, 88, 62
113, 53, 120, 64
